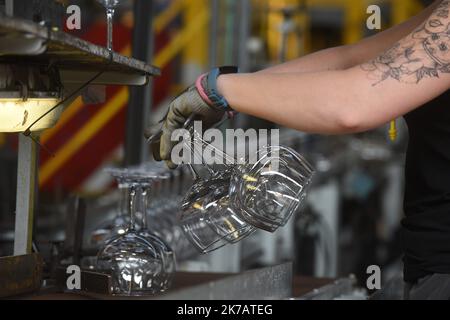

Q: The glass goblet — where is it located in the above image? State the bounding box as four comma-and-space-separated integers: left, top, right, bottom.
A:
96, 169, 175, 295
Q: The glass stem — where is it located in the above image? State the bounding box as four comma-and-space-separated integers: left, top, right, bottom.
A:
128, 185, 137, 231
128, 184, 150, 231
140, 187, 149, 230
106, 8, 114, 51
119, 187, 129, 217
187, 164, 199, 180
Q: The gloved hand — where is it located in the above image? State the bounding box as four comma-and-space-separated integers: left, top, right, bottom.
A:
145, 67, 238, 168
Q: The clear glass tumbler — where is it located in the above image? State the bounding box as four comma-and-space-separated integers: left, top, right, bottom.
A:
230, 146, 314, 232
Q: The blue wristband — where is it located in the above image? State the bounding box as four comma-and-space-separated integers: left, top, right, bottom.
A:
206, 66, 239, 110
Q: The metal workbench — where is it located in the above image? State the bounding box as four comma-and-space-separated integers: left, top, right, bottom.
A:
0, 13, 160, 79
13, 263, 346, 300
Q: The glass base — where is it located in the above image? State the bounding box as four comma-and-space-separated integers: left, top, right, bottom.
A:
97, 231, 172, 295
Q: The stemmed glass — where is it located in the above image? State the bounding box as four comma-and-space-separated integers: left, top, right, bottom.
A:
96, 0, 120, 51
96, 168, 175, 295
90, 164, 169, 246
145, 167, 200, 260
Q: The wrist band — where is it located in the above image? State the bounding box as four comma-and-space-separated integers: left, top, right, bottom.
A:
195, 74, 213, 106
195, 66, 239, 111
207, 66, 239, 110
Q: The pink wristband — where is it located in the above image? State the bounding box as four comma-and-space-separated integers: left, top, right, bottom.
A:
195, 74, 214, 106
227, 111, 237, 119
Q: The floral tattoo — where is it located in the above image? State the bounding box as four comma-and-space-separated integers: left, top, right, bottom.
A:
362, 0, 450, 85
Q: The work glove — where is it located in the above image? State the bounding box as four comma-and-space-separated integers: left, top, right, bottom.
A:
145, 66, 238, 169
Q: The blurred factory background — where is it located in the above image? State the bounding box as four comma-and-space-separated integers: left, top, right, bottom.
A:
0, 0, 437, 296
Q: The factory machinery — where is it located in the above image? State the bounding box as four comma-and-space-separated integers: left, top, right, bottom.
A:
0, 0, 418, 299
0, 0, 163, 297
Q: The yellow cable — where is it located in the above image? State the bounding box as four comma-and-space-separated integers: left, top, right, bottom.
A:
389, 120, 397, 141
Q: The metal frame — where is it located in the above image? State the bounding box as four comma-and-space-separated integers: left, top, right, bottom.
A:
5, 0, 13, 16
14, 135, 38, 255
0, 253, 43, 297
0, 14, 160, 78
295, 276, 358, 300
156, 263, 292, 300
124, 0, 155, 166
238, 0, 251, 72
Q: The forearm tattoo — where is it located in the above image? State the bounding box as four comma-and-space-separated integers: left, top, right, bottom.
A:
362, 0, 450, 85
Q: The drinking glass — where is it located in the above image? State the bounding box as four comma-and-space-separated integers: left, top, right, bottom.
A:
179, 170, 255, 253
96, 0, 120, 51
148, 117, 314, 252
181, 124, 313, 234
96, 169, 175, 295
230, 145, 314, 232
177, 126, 256, 253
90, 163, 171, 246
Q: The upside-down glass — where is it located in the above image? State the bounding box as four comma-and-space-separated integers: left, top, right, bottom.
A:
176, 124, 257, 253
96, 0, 120, 51
96, 169, 175, 295
181, 127, 313, 234
149, 117, 313, 252
90, 164, 169, 246
230, 145, 314, 232
179, 169, 255, 253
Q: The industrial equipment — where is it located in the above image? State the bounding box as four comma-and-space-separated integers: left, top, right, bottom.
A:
0, 1, 159, 297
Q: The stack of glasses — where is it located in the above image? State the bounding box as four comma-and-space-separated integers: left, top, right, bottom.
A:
91, 163, 197, 260
176, 124, 315, 254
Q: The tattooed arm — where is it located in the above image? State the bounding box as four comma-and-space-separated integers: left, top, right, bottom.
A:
362, 1, 450, 84
259, 0, 442, 74
216, 1, 450, 134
